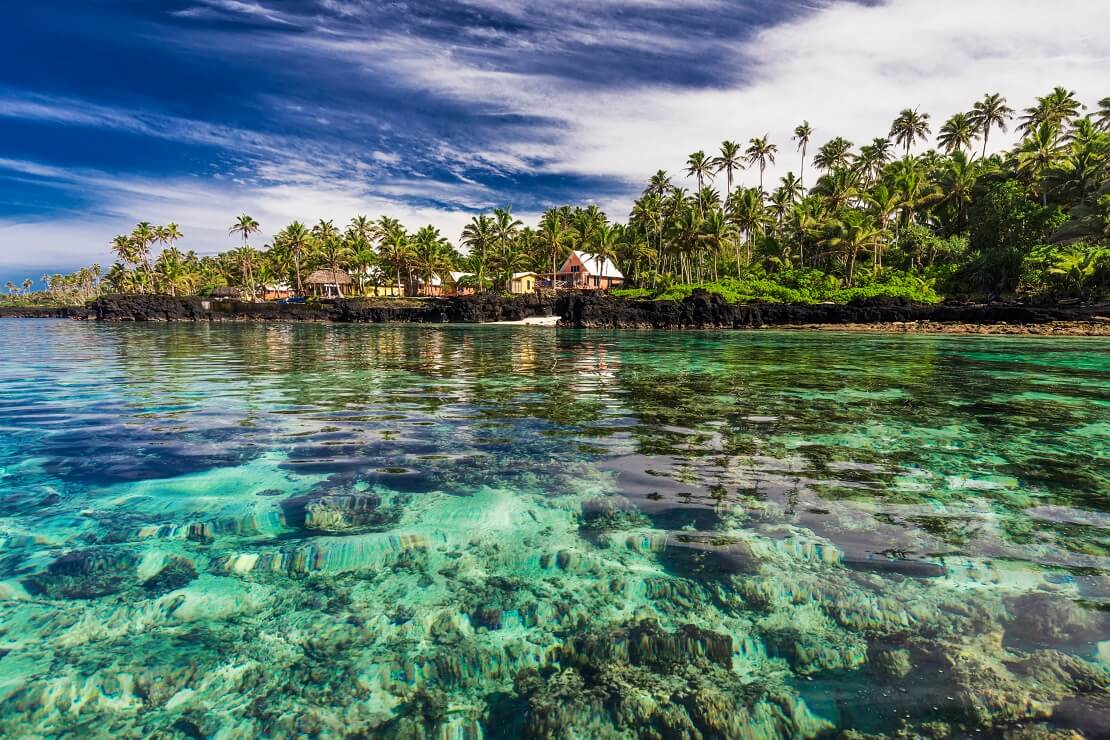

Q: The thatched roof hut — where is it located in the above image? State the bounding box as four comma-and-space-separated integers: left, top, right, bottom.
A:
305, 269, 353, 287
305, 269, 353, 297
210, 286, 242, 299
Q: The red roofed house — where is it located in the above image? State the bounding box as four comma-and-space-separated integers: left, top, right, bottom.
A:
557, 251, 624, 290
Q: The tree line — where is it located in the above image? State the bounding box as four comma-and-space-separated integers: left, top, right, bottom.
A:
7, 86, 1109, 306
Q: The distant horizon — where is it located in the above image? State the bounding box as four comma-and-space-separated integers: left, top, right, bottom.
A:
3, 0, 1109, 279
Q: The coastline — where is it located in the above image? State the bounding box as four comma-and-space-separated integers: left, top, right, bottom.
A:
775, 320, 1110, 336
2, 292, 1108, 336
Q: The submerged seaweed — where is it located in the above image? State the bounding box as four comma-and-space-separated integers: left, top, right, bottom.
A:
0, 322, 1107, 737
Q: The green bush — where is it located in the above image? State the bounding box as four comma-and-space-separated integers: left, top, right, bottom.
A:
1020, 242, 1110, 300
624, 268, 940, 305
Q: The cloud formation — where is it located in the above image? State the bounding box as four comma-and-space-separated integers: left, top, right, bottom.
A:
0, 0, 1108, 279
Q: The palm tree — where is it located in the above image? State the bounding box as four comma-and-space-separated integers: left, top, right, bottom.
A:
377, 218, 410, 295
938, 112, 977, 155
726, 187, 769, 262
700, 209, 740, 276
856, 138, 893, 182
889, 158, 941, 229
778, 172, 803, 204
461, 214, 496, 291
131, 222, 158, 292
1019, 87, 1084, 137
684, 151, 715, 201
317, 238, 353, 295
745, 136, 778, 193
591, 224, 621, 289
968, 92, 1014, 158
631, 194, 665, 279
793, 121, 813, 191
713, 141, 744, 198
1015, 122, 1067, 205
890, 108, 931, 157
864, 183, 905, 269
349, 241, 378, 295
411, 226, 452, 295
813, 168, 861, 211
646, 170, 672, 197
938, 151, 980, 233
538, 209, 571, 288
823, 211, 885, 286
229, 214, 261, 299
813, 137, 854, 173
1095, 97, 1110, 131
492, 208, 524, 274
571, 205, 606, 254
278, 221, 314, 295
348, 215, 375, 243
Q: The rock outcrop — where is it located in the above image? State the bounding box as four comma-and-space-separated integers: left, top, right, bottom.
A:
78, 294, 556, 323
6, 291, 1108, 329
556, 290, 1110, 329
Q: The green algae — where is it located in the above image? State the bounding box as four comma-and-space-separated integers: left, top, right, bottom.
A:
0, 322, 1107, 738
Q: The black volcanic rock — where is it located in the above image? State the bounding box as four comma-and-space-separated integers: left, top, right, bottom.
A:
555, 290, 1110, 328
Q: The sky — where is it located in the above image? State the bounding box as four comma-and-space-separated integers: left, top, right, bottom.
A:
1, 0, 1109, 285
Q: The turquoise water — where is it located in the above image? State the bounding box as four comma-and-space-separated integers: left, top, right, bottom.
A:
0, 321, 1107, 738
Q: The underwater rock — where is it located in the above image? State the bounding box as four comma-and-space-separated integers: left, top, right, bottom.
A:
22, 549, 140, 599
944, 633, 1109, 726
141, 557, 198, 596
21, 548, 198, 600
578, 497, 651, 541
841, 554, 946, 578
1003, 591, 1108, 651
557, 619, 734, 669
281, 491, 401, 534
0, 490, 62, 517
518, 620, 831, 739
655, 534, 761, 580
871, 647, 914, 679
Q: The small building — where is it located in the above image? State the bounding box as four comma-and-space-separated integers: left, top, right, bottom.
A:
447, 271, 476, 296
351, 266, 404, 297
210, 286, 242, 301
557, 251, 624, 290
261, 283, 294, 301
365, 284, 404, 297
507, 272, 537, 294
305, 269, 353, 297
417, 272, 477, 297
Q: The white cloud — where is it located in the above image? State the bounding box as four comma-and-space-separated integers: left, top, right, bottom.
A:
0, 162, 487, 269
286, 0, 1110, 193
556, 0, 1110, 187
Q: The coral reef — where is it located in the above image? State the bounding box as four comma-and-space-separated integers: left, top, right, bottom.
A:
1, 322, 1107, 737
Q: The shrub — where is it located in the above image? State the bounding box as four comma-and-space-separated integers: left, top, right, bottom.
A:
1020, 242, 1110, 300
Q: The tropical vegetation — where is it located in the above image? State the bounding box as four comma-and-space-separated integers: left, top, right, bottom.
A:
6, 87, 1110, 307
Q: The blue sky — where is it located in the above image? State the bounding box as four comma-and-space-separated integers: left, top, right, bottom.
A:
1, 0, 1108, 284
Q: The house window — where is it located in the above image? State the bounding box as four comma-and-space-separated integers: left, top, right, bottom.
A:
570, 265, 580, 273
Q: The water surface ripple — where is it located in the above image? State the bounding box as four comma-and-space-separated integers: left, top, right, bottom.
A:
1, 322, 1108, 737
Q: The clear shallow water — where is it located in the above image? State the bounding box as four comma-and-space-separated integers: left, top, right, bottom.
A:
0, 321, 1107, 738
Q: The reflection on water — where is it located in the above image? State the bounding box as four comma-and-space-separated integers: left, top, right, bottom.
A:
0, 321, 1107, 737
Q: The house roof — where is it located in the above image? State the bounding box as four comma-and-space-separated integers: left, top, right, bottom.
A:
564, 251, 624, 279
511, 272, 537, 279
449, 271, 473, 282
305, 269, 353, 285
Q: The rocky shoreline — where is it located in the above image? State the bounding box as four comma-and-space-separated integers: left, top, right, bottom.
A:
556, 291, 1110, 331
2, 292, 1108, 334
